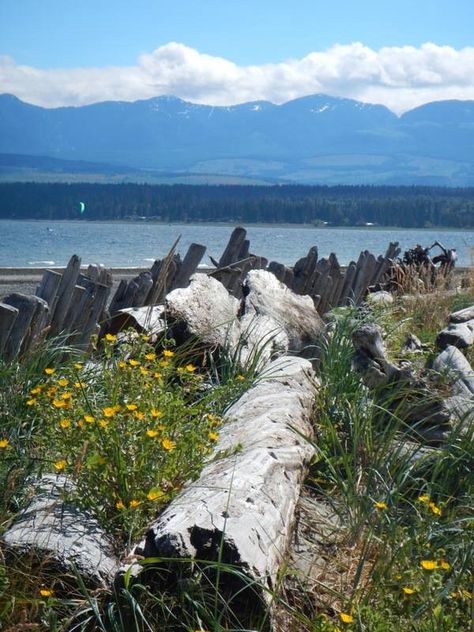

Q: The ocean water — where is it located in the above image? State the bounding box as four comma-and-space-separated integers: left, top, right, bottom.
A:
0, 220, 472, 268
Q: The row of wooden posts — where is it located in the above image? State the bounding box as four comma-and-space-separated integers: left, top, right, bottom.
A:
0, 227, 401, 360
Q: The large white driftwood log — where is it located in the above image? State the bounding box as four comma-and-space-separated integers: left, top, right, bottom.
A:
432, 345, 474, 425
2, 475, 119, 585
133, 356, 317, 603
449, 304, 474, 324
165, 274, 289, 368
242, 270, 324, 355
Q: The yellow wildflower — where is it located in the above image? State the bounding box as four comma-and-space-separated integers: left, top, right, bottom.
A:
146, 429, 159, 438
26, 398, 37, 406
59, 419, 71, 429
147, 489, 164, 501
140, 367, 149, 376
74, 363, 83, 370
0, 438, 9, 448
54, 460, 66, 472
128, 359, 140, 367
52, 399, 66, 409
30, 387, 41, 395
236, 374, 245, 381
185, 364, 196, 372
74, 381, 85, 389
420, 560, 437, 570
40, 588, 54, 597
77, 420, 85, 429
116, 500, 125, 510
418, 495, 430, 503
145, 352, 156, 361
44, 368, 55, 375
126, 403, 137, 411
142, 335, 150, 341
339, 612, 354, 624
129, 499, 140, 508
151, 408, 162, 418
402, 587, 415, 595
61, 391, 72, 400
99, 419, 109, 428
103, 407, 116, 418
118, 361, 127, 369
374, 501, 388, 510
161, 437, 176, 451
105, 333, 117, 342
159, 360, 169, 368
439, 560, 450, 570
429, 502, 441, 516
134, 411, 145, 420
208, 432, 219, 442
163, 349, 174, 358
153, 371, 162, 379
84, 415, 95, 424
58, 378, 69, 387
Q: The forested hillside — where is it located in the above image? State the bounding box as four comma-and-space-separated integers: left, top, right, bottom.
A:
0, 182, 473, 228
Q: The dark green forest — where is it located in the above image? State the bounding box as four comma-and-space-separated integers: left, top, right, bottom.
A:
0, 183, 473, 228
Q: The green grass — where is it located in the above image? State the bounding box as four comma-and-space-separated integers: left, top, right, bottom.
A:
0, 282, 473, 631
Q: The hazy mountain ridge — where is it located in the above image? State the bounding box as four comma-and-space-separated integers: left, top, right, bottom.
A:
1, 94, 473, 185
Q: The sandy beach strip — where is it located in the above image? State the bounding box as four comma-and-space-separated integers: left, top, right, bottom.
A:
0, 267, 149, 300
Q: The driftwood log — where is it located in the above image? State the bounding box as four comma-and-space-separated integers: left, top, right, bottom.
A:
352, 323, 452, 442
436, 319, 474, 350
242, 270, 324, 357
449, 304, 474, 324
129, 356, 317, 611
432, 345, 474, 426
2, 474, 119, 585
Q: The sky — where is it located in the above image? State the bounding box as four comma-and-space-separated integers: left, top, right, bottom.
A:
1, 0, 474, 114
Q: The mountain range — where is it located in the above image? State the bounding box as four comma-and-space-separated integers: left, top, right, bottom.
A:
1, 93, 474, 186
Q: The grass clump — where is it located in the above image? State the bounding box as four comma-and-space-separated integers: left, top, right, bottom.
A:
297, 305, 473, 632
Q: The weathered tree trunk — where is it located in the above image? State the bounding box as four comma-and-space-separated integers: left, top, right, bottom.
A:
2, 474, 119, 586
131, 356, 317, 611
436, 320, 474, 350
218, 226, 247, 267
1, 293, 48, 360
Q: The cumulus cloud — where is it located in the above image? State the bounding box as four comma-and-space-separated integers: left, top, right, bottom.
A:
1, 42, 474, 113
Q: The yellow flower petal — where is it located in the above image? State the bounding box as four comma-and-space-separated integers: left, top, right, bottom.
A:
129, 499, 140, 508
40, 588, 54, 597
339, 612, 354, 624
147, 489, 165, 501
105, 333, 117, 342
146, 429, 159, 437
403, 587, 415, 595
161, 437, 176, 451
420, 560, 437, 570
53, 460, 66, 472
374, 501, 388, 510
58, 378, 69, 387
163, 349, 174, 358
59, 419, 71, 429
418, 495, 430, 503
0, 438, 9, 448
44, 368, 55, 375
145, 353, 156, 361
116, 501, 125, 510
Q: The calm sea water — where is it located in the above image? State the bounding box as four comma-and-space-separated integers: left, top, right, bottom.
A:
0, 220, 472, 268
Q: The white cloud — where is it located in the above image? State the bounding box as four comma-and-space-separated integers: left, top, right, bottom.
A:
1, 42, 474, 113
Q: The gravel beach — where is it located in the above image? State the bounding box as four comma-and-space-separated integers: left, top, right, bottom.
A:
0, 267, 148, 300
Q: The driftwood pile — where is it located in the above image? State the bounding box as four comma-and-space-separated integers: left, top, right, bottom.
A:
1, 257, 472, 619
352, 305, 474, 444
0, 226, 404, 361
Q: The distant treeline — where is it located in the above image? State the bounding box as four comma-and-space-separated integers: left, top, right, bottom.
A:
0, 183, 473, 228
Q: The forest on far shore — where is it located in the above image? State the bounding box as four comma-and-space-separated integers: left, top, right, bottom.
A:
0, 182, 473, 228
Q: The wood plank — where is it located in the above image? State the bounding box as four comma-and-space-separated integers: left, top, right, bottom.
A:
49, 255, 82, 336
218, 226, 247, 267
2, 294, 44, 360
172, 243, 207, 290
35, 269, 62, 314
0, 303, 19, 356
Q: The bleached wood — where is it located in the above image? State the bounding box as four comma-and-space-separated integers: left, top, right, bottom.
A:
242, 270, 324, 355
3, 474, 119, 585
436, 319, 474, 350
138, 356, 317, 606
49, 255, 81, 335
450, 304, 474, 324
0, 302, 19, 356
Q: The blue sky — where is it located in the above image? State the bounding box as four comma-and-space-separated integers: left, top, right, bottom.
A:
1, 0, 473, 112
